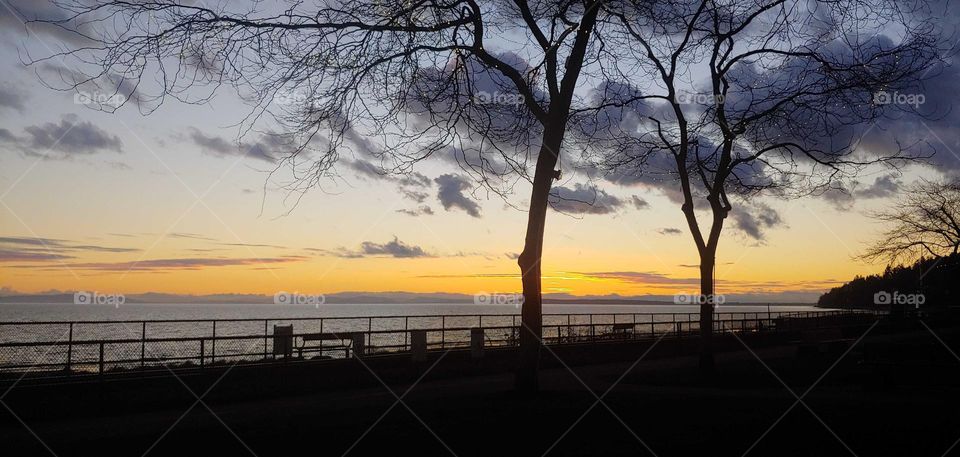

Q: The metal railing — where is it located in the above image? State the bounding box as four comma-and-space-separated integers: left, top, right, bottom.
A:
0, 310, 876, 377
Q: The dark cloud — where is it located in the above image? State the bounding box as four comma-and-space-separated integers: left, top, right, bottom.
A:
853, 174, 901, 199
188, 128, 239, 156
343, 158, 433, 205
398, 173, 432, 188
630, 196, 650, 210
360, 238, 430, 258
731, 203, 784, 241
25, 118, 123, 154
344, 158, 386, 179
396, 206, 434, 217
317, 237, 433, 258
0, 85, 26, 112
434, 174, 481, 218
1, 116, 123, 157
0, 0, 87, 44
548, 184, 625, 215
400, 189, 430, 203
344, 158, 433, 203
820, 174, 903, 209
187, 128, 279, 162
657, 228, 683, 236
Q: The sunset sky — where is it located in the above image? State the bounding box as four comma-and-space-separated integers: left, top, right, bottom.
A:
1, 0, 959, 303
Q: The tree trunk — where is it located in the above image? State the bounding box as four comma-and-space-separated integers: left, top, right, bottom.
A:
698, 252, 716, 374
515, 126, 564, 392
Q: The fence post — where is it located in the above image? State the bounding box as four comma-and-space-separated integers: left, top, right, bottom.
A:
263, 320, 268, 360
441, 316, 446, 349
471, 328, 484, 359
98, 342, 104, 376
351, 333, 365, 358
411, 330, 427, 362
140, 321, 146, 369
211, 321, 216, 365
66, 323, 74, 373
200, 339, 205, 368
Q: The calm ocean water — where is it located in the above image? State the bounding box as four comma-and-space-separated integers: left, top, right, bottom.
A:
0, 302, 825, 323
0, 302, 827, 342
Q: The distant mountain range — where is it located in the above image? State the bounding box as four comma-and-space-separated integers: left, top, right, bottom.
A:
0, 290, 819, 305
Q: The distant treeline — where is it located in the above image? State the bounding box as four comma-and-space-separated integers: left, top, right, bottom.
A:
818, 254, 960, 309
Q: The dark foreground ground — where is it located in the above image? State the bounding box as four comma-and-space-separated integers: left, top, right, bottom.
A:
3, 318, 960, 457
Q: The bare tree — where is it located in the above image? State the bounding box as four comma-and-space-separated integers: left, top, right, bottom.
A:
29, 0, 661, 390
589, 0, 941, 371
860, 179, 960, 265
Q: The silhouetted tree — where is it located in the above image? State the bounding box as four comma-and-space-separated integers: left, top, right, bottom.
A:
819, 253, 959, 309
860, 179, 960, 265
32, 0, 659, 390
590, 0, 941, 371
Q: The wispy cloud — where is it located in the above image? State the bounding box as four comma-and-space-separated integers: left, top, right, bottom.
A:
0, 249, 74, 262
55, 256, 307, 271
656, 228, 683, 236
0, 236, 139, 263
396, 205, 434, 216
577, 271, 700, 285
166, 232, 218, 242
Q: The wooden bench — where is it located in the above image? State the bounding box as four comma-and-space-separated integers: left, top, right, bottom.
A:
297, 333, 353, 359
605, 323, 635, 339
